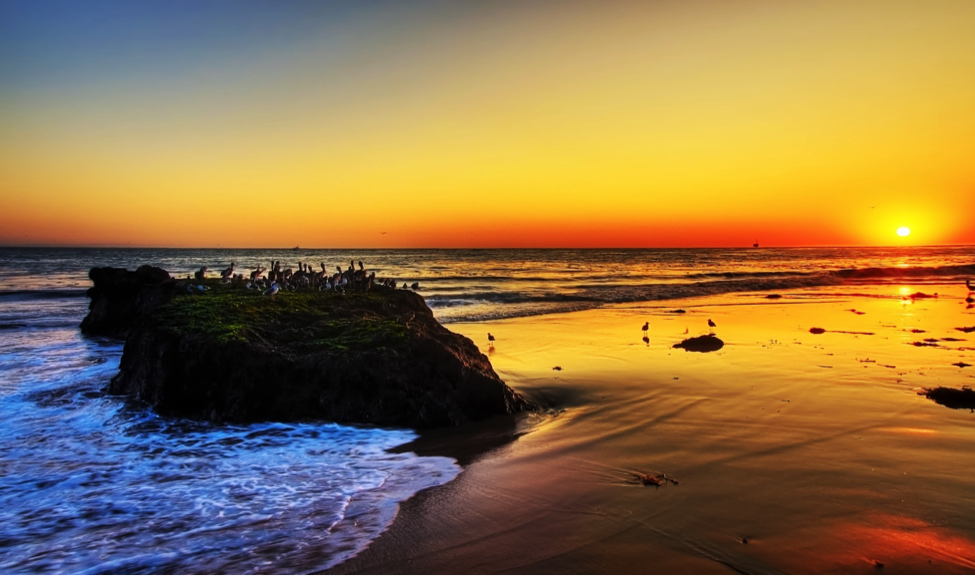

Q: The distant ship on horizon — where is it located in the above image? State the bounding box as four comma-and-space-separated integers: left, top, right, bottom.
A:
753, 240, 759, 248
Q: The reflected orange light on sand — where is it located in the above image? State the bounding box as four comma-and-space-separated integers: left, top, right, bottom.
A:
821, 513, 975, 571
876, 426, 937, 436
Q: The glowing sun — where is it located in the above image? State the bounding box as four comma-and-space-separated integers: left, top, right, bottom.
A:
897, 227, 911, 237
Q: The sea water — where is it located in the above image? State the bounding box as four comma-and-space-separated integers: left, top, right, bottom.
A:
0, 246, 972, 573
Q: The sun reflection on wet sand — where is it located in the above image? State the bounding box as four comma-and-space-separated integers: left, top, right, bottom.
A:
790, 513, 975, 573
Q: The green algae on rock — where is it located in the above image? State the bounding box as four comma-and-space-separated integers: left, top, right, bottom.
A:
148, 282, 411, 351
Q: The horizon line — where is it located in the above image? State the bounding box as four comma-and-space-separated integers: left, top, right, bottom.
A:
1, 243, 973, 251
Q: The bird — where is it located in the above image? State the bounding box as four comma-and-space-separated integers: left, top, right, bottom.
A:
708, 319, 717, 334
552, 366, 562, 371
411, 282, 420, 291
263, 282, 279, 297
641, 321, 649, 335
967, 279, 974, 292
220, 262, 235, 280
488, 333, 495, 345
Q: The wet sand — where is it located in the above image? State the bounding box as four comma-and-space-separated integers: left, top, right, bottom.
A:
332, 284, 975, 574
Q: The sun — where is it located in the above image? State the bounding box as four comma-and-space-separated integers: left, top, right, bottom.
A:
897, 227, 911, 237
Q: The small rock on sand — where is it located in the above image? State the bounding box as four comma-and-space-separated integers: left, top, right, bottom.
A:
672, 335, 724, 352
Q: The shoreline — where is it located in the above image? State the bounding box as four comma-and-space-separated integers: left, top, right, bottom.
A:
332, 283, 975, 574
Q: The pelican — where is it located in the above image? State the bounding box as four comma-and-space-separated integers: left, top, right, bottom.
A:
263, 282, 279, 297
194, 266, 208, 282
220, 262, 235, 280
708, 319, 717, 334
411, 282, 420, 291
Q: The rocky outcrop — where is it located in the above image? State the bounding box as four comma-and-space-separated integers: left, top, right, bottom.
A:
80, 266, 177, 339
99, 277, 534, 429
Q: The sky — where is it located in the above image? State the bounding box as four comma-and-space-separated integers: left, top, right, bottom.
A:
1, 0, 973, 248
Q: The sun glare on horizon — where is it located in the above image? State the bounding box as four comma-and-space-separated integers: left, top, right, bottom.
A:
897, 227, 911, 237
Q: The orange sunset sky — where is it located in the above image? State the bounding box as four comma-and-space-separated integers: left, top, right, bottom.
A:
1, 0, 973, 248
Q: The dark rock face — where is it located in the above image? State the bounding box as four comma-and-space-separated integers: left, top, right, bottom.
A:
105, 284, 534, 429
80, 266, 176, 339
673, 335, 725, 352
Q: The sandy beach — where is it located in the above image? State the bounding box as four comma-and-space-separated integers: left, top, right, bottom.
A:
333, 284, 975, 574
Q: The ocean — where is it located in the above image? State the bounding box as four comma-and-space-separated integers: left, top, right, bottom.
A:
1, 246, 973, 573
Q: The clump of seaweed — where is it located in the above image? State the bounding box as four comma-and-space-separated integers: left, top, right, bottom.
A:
920, 386, 975, 411
673, 335, 723, 352
633, 472, 680, 487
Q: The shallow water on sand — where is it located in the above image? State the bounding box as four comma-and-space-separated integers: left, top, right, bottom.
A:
342, 283, 975, 574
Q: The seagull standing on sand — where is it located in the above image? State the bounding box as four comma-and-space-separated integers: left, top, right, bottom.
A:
488, 333, 495, 346
641, 321, 649, 335
708, 319, 717, 334
263, 282, 279, 298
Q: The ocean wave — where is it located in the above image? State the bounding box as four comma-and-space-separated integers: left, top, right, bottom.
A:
430, 262, 975, 322
833, 263, 975, 279
424, 291, 597, 306
0, 289, 88, 301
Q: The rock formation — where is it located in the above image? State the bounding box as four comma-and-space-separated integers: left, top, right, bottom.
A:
83, 269, 534, 428
80, 266, 177, 339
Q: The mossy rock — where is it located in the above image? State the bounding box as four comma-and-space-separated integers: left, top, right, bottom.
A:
93, 270, 535, 428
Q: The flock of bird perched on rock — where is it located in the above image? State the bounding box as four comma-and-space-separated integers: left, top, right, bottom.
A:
184, 260, 420, 296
